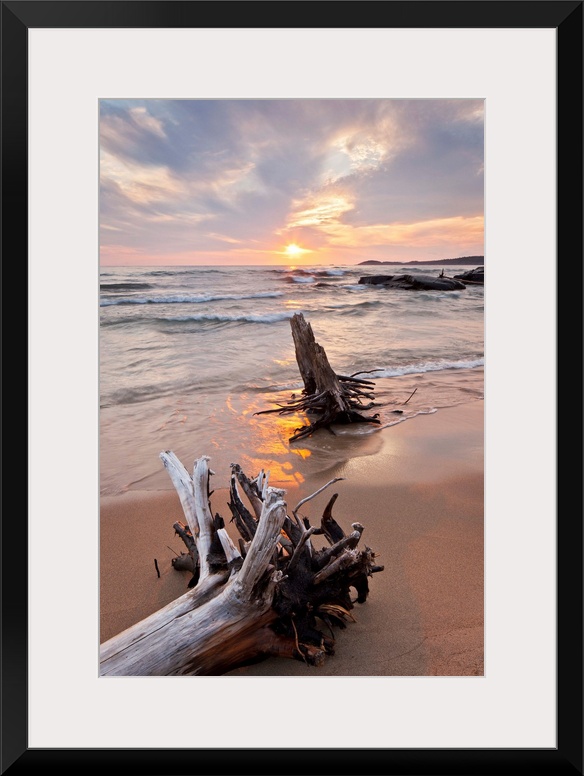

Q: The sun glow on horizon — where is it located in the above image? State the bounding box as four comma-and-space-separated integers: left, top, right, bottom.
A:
284, 243, 304, 257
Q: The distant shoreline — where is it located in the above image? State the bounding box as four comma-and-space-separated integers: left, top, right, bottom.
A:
358, 256, 484, 266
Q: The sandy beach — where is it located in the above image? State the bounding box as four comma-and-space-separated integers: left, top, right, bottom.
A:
100, 399, 484, 677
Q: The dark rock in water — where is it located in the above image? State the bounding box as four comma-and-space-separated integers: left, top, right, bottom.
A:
358, 274, 466, 291
453, 266, 484, 284
358, 274, 396, 285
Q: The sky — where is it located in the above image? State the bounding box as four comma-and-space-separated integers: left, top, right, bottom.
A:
99, 98, 484, 267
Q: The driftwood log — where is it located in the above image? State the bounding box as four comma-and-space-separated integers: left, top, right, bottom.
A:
256, 312, 381, 441
99, 453, 383, 676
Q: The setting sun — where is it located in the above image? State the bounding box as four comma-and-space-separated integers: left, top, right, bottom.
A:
285, 243, 304, 257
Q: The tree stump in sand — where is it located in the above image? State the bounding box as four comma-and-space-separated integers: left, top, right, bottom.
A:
99, 453, 384, 676
256, 312, 381, 442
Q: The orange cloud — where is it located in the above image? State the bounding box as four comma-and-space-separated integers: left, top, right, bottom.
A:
285, 194, 354, 228
323, 215, 484, 248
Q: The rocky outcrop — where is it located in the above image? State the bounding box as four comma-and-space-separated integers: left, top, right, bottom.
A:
358, 274, 466, 291
453, 266, 484, 284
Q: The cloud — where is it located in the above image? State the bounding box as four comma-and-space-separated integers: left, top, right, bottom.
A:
128, 107, 167, 139
323, 215, 484, 248
100, 150, 187, 205
285, 194, 354, 229
99, 98, 484, 265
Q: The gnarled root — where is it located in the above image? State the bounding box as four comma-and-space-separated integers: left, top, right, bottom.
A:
99, 455, 384, 676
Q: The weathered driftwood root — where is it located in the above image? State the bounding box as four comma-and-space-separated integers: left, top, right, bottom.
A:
99, 454, 383, 676
256, 312, 381, 441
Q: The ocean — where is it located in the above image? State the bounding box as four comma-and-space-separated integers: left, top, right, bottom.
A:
99, 263, 484, 496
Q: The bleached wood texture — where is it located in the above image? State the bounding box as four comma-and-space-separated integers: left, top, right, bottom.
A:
256, 313, 382, 441
100, 454, 383, 676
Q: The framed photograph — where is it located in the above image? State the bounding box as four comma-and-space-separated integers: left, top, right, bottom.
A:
7, 1, 582, 773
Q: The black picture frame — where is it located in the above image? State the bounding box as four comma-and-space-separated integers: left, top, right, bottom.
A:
3, 2, 582, 774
